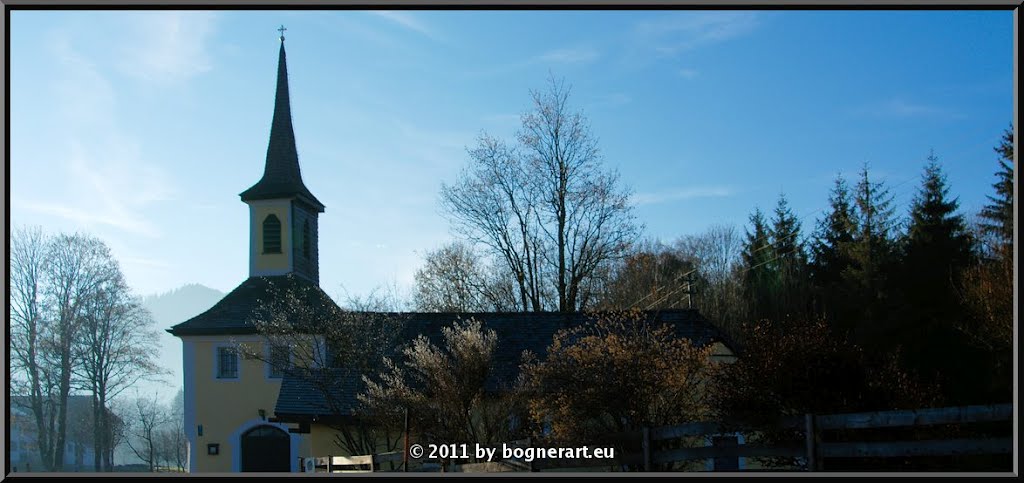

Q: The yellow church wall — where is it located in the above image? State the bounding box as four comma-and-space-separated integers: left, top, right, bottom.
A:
187, 336, 289, 472
308, 425, 345, 458
304, 423, 404, 459
249, 200, 293, 274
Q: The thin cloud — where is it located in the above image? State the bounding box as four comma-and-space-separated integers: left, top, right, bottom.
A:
21, 201, 161, 238
633, 186, 736, 206
368, 11, 442, 41
26, 35, 178, 238
20, 142, 175, 238
633, 12, 760, 57
118, 11, 217, 83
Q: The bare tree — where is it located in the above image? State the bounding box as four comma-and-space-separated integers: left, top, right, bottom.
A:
675, 224, 747, 341
521, 77, 640, 312
441, 76, 639, 313
479, 261, 522, 312
74, 274, 166, 471
9, 226, 58, 470
442, 133, 549, 311
153, 403, 185, 474
337, 280, 409, 312
10, 229, 122, 471
675, 224, 744, 286
168, 389, 187, 471
104, 407, 126, 470
123, 393, 170, 472
44, 233, 123, 470
414, 242, 487, 312
360, 318, 526, 458
596, 239, 697, 310
413, 242, 519, 312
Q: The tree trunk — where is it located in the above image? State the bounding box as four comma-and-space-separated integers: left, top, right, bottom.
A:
92, 393, 102, 471
100, 391, 111, 471
54, 352, 73, 471
30, 382, 53, 471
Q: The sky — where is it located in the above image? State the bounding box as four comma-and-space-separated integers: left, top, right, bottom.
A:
9, 9, 1015, 311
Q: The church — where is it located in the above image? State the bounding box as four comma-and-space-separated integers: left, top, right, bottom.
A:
168, 33, 735, 473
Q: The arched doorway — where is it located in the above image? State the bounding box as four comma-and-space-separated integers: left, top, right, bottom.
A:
240, 425, 290, 472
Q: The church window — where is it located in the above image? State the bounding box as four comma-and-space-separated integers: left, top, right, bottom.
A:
263, 215, 282, 254
267, 344, 291, 379
303, 220, 311, 259
216, 347, 239, 379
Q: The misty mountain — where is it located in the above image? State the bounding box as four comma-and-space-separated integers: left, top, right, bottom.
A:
142, 283, 225, 329
132, 283, 224, 403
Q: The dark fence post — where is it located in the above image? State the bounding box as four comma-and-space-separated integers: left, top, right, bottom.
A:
527, 436, 536, 472
805, 414, 817, 472
642, 427, 651, 472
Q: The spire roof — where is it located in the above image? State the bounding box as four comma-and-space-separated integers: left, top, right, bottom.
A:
240, 40, 325, 212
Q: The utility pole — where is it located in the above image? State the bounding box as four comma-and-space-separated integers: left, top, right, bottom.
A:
403, 407, 409, 472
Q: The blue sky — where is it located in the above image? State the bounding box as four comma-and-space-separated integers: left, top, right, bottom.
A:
10, 9, 1015, 303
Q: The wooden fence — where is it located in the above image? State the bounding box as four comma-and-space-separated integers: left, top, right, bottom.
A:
300, 403, 1013, 472
301, 451, 404, 473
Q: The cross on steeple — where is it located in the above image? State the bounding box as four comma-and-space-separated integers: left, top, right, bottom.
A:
278, 25, 287, 42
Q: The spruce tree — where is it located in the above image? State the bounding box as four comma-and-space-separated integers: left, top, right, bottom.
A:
769, 193, 809, 320
979, 126, 1014, 255
959, 129, 1014, 402
741, 207, 776, 322
898, 152, 977, 403
903, 152, 973, 282
843, 164, 897, 342
810, 174, 858, 331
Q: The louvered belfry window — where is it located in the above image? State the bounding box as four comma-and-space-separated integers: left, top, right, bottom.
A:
303, 220, 311, 259
263, 215, 282, 254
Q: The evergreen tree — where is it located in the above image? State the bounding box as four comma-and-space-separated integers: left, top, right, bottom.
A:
769, 193, 810, 320
979, 126, 1014, 255
903, 152, 974, 281
898, 152, 977, 403
842, 164, 897, 342
741, 207, 776, 322
956, 126, 1015, 403
809, 174, 858, 331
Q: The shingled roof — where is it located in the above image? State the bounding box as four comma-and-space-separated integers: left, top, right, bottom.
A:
239, 41, 324, 212
166, 274, 341, 336
273, 309, 731, 422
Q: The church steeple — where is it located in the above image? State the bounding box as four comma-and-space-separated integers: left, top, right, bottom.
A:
240, 34, 325, 213
241, 31, 322, 285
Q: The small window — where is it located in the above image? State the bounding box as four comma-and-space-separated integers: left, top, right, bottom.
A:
302, 220, 311, 259
263, 215, 282, 254
217, 347, 239, 379
268, 344, 290, 379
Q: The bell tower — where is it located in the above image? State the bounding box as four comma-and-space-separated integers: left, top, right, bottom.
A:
239, 28, 324, 284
